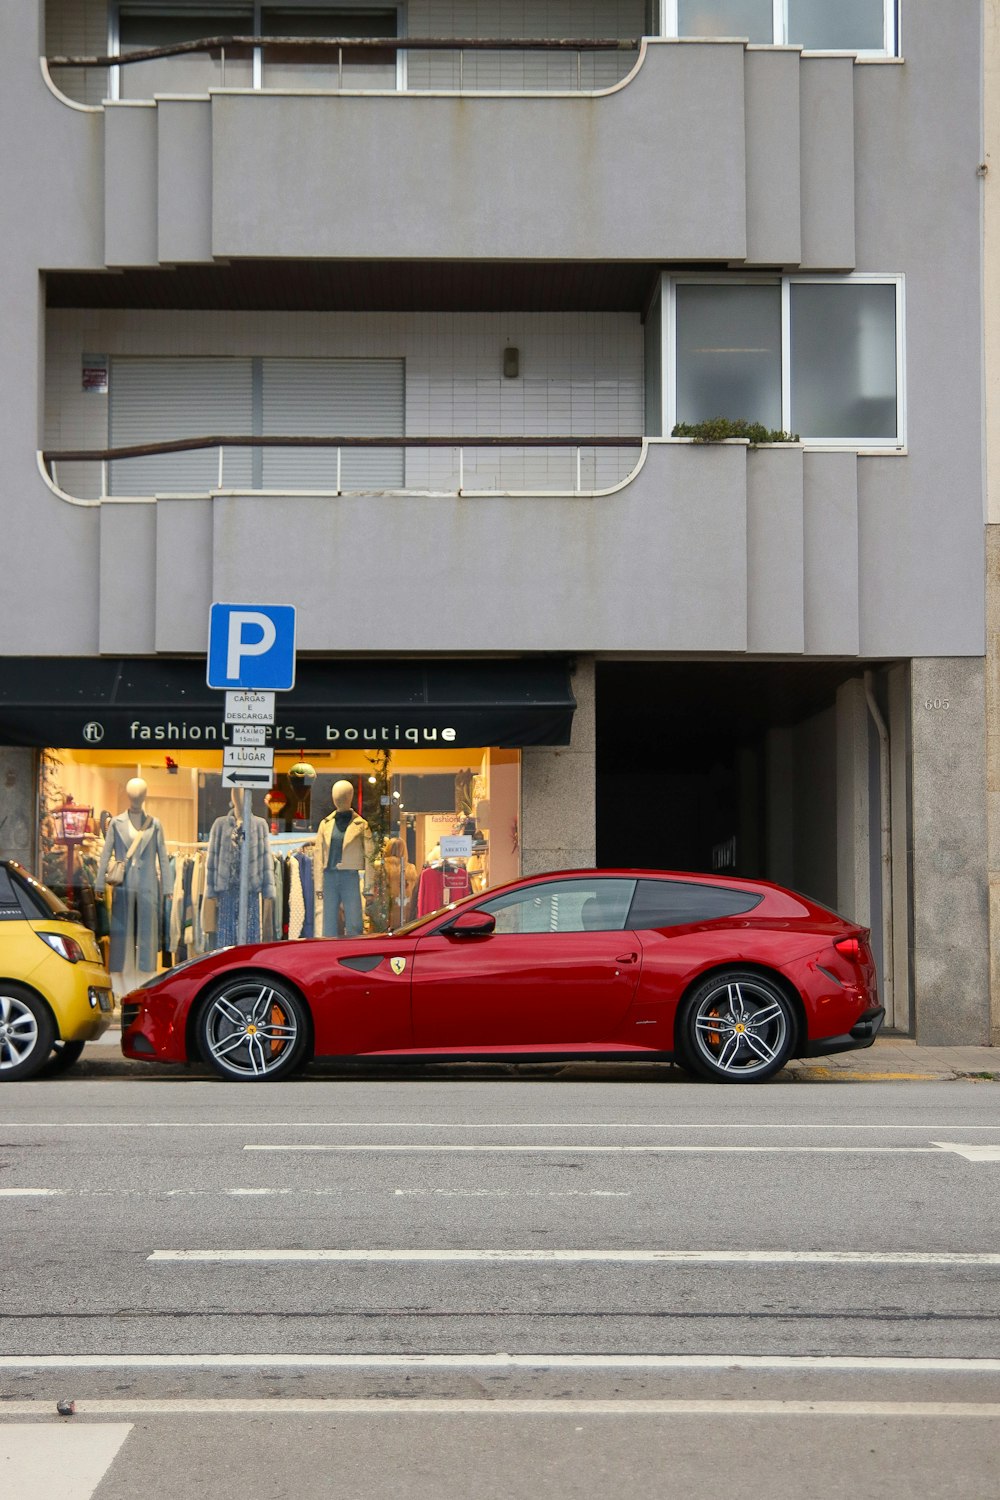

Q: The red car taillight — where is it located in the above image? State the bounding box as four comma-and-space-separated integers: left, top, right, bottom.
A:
36, 930, 86, 963
833, 937, 867, 962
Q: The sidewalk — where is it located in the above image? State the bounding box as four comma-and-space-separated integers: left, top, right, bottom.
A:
787, 1035, 999, 1082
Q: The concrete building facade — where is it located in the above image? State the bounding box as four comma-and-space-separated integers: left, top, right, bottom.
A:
0, 1, 991, 1039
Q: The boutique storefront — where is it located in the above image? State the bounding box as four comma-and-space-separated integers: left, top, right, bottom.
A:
0, 657, 576, 996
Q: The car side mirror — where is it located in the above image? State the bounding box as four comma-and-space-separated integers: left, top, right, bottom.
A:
446, 910, 496, 938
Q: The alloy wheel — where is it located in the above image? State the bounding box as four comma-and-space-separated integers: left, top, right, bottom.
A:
0, 992, 40, 1071
687, 975, 793, 1082
200, 980, 305, 1081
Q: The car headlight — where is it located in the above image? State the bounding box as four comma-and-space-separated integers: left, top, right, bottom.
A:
36, 930, 85, 963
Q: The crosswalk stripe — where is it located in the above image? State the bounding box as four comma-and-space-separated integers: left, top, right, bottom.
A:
0, 1424, 132, 1499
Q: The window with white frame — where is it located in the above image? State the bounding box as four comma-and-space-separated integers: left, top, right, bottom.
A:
112, 0, 401, 97
670, 276, 903, 446
668, 0, 897, 55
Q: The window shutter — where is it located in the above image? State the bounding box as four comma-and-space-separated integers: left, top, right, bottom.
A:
109, 357, 254, 496
261, 358, 404, 490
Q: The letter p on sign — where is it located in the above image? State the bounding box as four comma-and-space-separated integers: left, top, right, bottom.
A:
207, 603, 296, 690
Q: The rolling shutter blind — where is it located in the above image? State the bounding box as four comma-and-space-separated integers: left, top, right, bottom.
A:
109, 358, 254, 496
261, 358, 404, 490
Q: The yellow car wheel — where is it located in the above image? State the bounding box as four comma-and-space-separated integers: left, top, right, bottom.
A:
0, 984, 56, 1082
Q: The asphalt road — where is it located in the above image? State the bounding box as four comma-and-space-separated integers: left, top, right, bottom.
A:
2, 1069, 999, 1498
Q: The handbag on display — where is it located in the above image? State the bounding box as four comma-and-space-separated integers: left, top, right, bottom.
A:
104, 825, 148, 887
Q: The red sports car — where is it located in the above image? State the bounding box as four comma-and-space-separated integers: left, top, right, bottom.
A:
121, 869, 882, 1084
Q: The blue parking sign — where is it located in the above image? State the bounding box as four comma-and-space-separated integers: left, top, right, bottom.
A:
207, 603, 297, 691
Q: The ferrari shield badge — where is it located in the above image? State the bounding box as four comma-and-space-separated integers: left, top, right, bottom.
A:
390, 957, 407, 975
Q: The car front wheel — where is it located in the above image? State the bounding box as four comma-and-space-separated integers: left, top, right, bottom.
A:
43, 1039, 87, 1076
197, 977, 309, 1082
681, 971, 796, 1084
0, 985, 56, 1082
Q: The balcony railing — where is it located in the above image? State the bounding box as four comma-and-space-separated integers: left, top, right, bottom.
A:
42, 434, 645, 498
48, 35, 642, 95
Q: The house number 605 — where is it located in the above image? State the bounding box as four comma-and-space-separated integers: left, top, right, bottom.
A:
923, 698, 950, 710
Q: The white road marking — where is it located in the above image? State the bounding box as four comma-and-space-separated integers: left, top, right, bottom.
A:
2, 1354, 999, 1373
0, 1188, 66, 1196
0, 1424, 132, 1499
5, 1121, 1000, 1131
1, 1400, 999, 1418
244, 1144, 943, 1154
932, 1142, 1000, 1162
393, 1189, 631, 1197
147, 1249, 1000, 1266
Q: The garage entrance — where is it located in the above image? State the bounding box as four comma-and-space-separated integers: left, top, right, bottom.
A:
595, 660, 909, 1028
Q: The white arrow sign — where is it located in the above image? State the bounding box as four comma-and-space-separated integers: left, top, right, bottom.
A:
221, 768, 274, 790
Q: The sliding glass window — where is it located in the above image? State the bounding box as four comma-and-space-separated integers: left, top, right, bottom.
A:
669, 0, 897, 54
671, 276, 903, 447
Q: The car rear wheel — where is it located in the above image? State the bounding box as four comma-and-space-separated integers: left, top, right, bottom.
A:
197, 977, 309, 1082
681, 971, 795, 1084
0, 985, 56, 1082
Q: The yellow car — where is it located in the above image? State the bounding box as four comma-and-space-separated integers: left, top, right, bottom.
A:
0, 859, 114, 1081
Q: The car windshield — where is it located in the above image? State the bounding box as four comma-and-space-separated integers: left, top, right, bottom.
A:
4, 861, 74, 920
389, 890, 483, 938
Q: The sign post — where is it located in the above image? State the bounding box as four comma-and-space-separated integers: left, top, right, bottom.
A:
207, 604, 296, 945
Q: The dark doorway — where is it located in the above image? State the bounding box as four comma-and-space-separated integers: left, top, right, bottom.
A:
595, 660, 872, 886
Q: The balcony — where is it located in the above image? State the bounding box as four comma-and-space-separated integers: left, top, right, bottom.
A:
44, 32, 860, 271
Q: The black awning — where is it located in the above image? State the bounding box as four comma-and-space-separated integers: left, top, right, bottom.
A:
0, 657, 575, 750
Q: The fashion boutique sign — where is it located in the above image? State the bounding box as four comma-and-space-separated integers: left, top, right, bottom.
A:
119, 718, 462, 745
0, 658, 575, 749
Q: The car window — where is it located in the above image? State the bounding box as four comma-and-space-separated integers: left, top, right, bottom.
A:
480, 879, 637, 935
0, 867, 21, 919
5, 862, 71, 921
627, 879, 763, 930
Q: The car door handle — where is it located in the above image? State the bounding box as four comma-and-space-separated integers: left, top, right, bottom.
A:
615, 953, 639, 965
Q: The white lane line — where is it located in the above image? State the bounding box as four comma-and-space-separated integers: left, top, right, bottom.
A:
5, 1122, 1000, 1131
0, 1188, 629, 1200
394, 1189, 631, 1197
0, 1424, 132, 1499
2, 1400, 999, 1418
2, 1354, 1000, 1373
148, 1249, 1000, 1266
0, 1188, 67, 1196
932, 1142, 1000, 1161
244, 1144, 942, 1154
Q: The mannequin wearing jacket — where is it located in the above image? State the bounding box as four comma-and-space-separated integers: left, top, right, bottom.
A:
204, 791, 276, 948
313, 779, 373, 937
96, 777, 169, 998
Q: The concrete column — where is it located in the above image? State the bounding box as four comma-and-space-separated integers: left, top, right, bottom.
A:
0, 748, 37, 867
911, 658, 990, 1044
835, 677, 872, 929
986, 528, 1000, 1045
519, 658, 595, 877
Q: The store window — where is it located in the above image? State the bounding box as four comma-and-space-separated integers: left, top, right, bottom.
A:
671, 0, 896, 54
39, 745, 519, 995
672, 276, 903, 447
